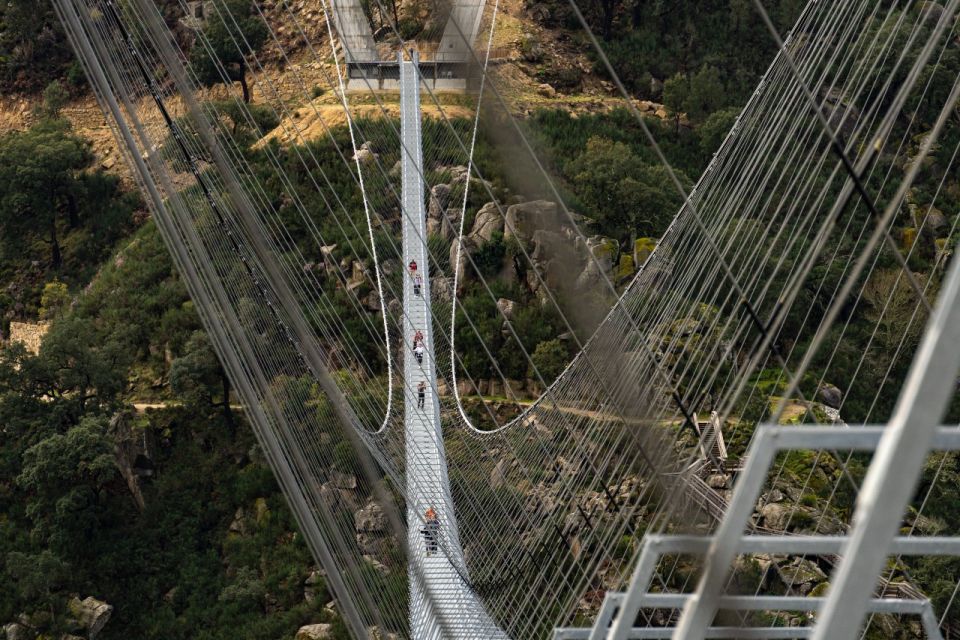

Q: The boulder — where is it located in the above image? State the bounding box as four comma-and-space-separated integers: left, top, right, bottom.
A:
348, 261, 365, 290
537, 83, 556, 98
469, 202, 504, 242
490, 458, 509, 490
820, 88, 861, 139
368, 626, 401, 640
586, 235, 618, 271
706, 474, 729, 490
428, 184, 451, 220
921, 205, 947, 235
531, 229, 566, 263
432, 277, 453, 303
504, 200, 560, 244
774, 558, 827, 595
449, 235, 477, 288
67, 596, 113, 638
505, 379, 525, 400
303, 570, 324, 602
319, 481, 358, 512
354, 501, 387, 533
817, 383, 843, 409
3, 623, 31, 640
920, 1, 945, 22
295, 623, 332, 639
496, 298, 517, 319
362, 290, 381, 312
330, 471, 357, 490
352, 141, 377, 165
363, 555, 389, 574
229, 507, 249, 535
356, 532, 381, 554
759, 502, 791, 530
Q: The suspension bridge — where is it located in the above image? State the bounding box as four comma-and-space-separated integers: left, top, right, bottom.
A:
49, 0, 960, 637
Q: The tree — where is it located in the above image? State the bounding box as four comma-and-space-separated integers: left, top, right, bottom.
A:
699, 106, 740, 157
1, 317, 129, 426
170, 331, 235, 430
530, 339, 569, 384
17, 416, 117, 553
0, 120, 93, 268
0, 0, 73, 93
189, 0, 268, 103
39, 80, 69, 119
39, 280, 70, 320
5, 550, 69, 622
662, 73, 691, 133
663, 66, 729, 129
567, 136, 685, 241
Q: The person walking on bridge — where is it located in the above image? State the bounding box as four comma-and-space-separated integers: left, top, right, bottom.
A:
422, 507, 440, 556
413, 272, 423, 297
414, 342, 425, 365
417, 380, 426, 409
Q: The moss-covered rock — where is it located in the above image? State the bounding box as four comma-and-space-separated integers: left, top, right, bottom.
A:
617, 254, 635, 281
902, 226, 918, 251
634, 237, 657, 265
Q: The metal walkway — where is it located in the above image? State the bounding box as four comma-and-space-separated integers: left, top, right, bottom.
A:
399, 53, 508, 640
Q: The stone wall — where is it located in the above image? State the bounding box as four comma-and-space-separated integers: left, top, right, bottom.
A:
8, 321, 50, 355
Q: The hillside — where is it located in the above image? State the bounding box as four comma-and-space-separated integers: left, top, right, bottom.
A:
12, 1, 953, 640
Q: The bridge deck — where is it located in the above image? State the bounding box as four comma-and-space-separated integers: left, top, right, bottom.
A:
399, 53, 507, 639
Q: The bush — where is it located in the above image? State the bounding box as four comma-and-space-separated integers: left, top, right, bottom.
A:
39, 280, 69, 319
471, 232, 507, 278
530, 339, 569, 383
536, 65, 583, 92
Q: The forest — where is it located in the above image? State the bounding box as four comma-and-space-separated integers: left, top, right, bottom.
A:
3, 0, 959, 638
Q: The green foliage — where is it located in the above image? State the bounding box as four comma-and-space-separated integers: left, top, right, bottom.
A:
663, 66, 730, 124
699, 107, 740, 156
39, 280, 69, 319
40, 80, 70, 119
472, 231, 507, 278
0, 119, 92, 267
0, 118, 136, 319
0, 0, 74, 93
189, 0, 268, 103
585, 0, 803, 102
18, 416, 117, 550
566, 136, 685, 241
530, 339, 569, 383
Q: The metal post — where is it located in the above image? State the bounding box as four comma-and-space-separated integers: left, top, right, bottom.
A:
672, 427, 782, 638
811, 240, 960, 640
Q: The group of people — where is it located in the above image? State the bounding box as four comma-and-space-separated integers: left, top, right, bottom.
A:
410, 261, 428, 410
409, 264, 443, 557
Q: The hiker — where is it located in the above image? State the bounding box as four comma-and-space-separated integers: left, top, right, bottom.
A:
417, 380, 426, 409
413, 272, 423, 297
414, 342, 425, 365
413, 330, 424, 347
421, 507, 439, 555
408, 259, 417, 273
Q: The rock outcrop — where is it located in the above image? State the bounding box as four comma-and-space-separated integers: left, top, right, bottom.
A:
67, 596, 113, 638
295, 623, 332, 639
